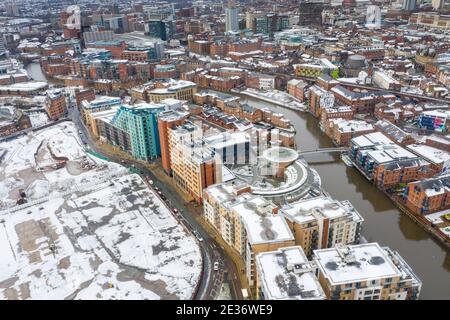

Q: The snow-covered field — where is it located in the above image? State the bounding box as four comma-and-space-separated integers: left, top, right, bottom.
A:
0, 121, 202, 300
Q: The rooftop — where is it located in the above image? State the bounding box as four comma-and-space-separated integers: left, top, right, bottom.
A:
314, 243, 402, 285
256, 246, 326, 300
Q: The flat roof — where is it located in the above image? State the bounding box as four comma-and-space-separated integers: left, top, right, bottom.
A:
256, 246, 326, 300
233, 196, 294, 245
314, 243, 402, 285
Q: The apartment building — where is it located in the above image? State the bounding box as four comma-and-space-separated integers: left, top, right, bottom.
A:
45, 89, 67, 121
406, 144, 450, 174
169, 122, 221, 203
281, 196, 364, 258
314, 243, 422, 300
309, 85, 327, 117
325, 119, 375, 146
75, 88, 96, 108
320, 106, 354, 131
158, 109, 189, 175
350, 132, 433, 188
149, 80, 197, 103
287, 79, 309, 102
94, 107, 131, 153
111, 103, 165, 161
374, 120, 416, 147
255, 246, 326, 300
404, 174, 450, 215
232, 195, 295, 288
80, 96, 122, 133
331, 85, 396, 113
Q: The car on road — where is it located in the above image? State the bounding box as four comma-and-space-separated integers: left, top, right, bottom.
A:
194, 231, 203, 242
213, 261, 219, 271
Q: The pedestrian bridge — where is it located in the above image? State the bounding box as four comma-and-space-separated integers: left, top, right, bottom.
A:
299, 147, 348, 156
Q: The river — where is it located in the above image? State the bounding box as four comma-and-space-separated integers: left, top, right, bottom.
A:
243, 97, 450, 300
23, 61, 449, 299
25, 62, 47, 81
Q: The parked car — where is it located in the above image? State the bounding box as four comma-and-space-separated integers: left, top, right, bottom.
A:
214, 261, 219, 271
172, 208, 178, 213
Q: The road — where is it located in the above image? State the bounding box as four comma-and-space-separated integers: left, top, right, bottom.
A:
67, 101, 243, 300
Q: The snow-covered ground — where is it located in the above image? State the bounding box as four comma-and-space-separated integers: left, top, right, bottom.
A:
0, 121, 202, 300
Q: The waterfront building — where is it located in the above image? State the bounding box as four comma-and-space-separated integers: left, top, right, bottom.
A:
325, 119, 375, 146
331, 85, 396, 114
374, 120, 416, 147
350, 132, 434, 187
320, 106, 354, 130
111, 103, 165, 161
45, 89, 67, 121
287, 79, 309, 102
406, 144, 450, 174
404, 174, 450, 215
255, 246, 326, 300
314, 243, 422, 300
309, 85, 327, 117
282, 196, 364, 258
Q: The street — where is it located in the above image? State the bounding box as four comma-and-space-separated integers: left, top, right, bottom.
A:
68, 101, 243, 300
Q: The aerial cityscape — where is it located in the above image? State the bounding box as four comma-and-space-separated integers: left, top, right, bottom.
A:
0, 0, 449, 302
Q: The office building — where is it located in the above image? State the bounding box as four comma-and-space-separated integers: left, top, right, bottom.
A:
225, 1, 239, 32
146, 19, 174, 41
298, 0, 324, 26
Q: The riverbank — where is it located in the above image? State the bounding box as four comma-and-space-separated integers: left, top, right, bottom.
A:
240, 94, 450, 299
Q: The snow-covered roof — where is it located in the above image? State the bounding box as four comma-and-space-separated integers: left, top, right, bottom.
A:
256, 246, 326, 300
407, 144, 450, 166
282, 196, 364, 225
233, 195, 294, 245
314, 243, 402, 285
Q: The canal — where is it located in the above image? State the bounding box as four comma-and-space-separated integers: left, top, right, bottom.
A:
243, 97, 450, 300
